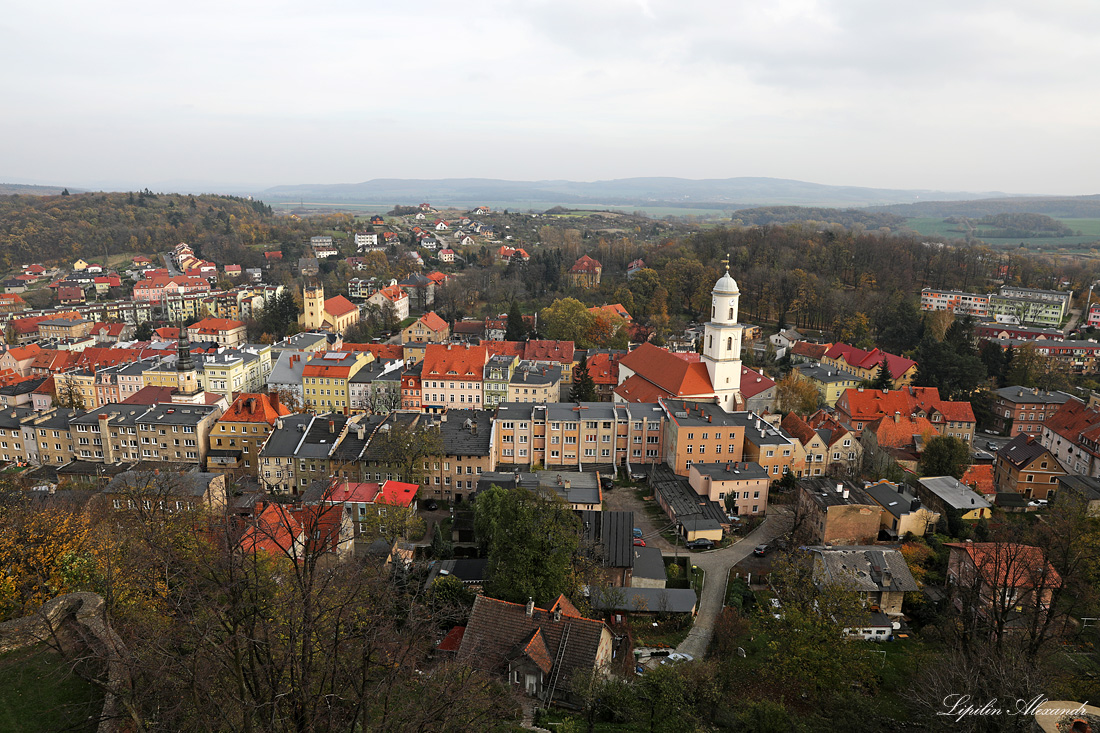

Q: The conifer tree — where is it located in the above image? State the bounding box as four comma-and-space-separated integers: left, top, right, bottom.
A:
570, 352, 597, 402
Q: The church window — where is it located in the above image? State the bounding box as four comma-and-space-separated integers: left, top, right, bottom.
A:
708, 335, 713, 349
727, 337, 732, 351
729, 307, 734, 320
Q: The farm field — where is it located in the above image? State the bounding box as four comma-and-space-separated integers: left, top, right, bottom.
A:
904, 216, 1100, 249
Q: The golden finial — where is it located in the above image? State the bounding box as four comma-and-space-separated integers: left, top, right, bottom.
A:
721, 254, 730, 272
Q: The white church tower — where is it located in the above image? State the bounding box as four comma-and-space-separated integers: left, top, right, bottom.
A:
702, 264, 744, 412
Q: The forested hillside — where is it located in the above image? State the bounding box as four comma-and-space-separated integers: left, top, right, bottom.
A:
731, 206, 905, 229
871, 194, 1100, 218
0, 191, 333, 269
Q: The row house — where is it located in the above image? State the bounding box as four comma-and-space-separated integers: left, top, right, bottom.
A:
739, 412, 802, 481
493, 401, 665, 472
0, 407, 41, 464
974, 322, 1064, 342
60, 403, 220, 466
1040, 398, 1100, 478
421, 409, 494, 502
821, 344, 917, 388
835, 386, 976, 443
919, 288, 991, 317
187, 318, 247, 348
483, 354, 517, 408
207, 392, 292, 476
94, 360, 157, 406
400, 362, 422, 411
347, 359, 404, 413
805, 410, 863, 476
265, 350, 308, 408
301, 351, 374, 414
258, 413, 356, 494
133, 275, 211, 304
421, 343, 487, 412
991, 386, 1073, 436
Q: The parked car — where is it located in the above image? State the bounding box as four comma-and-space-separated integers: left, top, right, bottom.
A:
423, 499, 438, 511
661, 652, 694, 665
685, 538, 714, 550
600, 476, 614, 490
633, 538, 647, 547
754, 544, 768, 557
986, 441, 999, 450
633, 527, 643, 538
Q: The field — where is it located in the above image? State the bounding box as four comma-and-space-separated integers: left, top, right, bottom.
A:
905, 216, 1100, 250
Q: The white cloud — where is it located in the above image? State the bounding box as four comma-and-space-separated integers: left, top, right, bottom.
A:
0, 0, 1096, 193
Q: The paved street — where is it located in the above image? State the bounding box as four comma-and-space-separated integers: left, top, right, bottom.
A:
672, 506, 793, 659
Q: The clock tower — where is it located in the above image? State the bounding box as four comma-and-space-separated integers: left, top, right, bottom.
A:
702, 264, 744, 412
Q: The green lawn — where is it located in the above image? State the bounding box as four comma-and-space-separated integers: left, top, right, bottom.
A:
0, 644, 102, 732
904, 216, 1100, 249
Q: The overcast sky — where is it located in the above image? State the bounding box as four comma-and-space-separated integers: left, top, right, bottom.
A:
2, 0, 1097, 195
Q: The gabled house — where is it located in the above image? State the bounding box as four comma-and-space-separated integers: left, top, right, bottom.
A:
994, 433, 1065, 500
1040, 398, 1100, 478
805, 410, 862, 476
566, 255, 602, 288
822, 343, 917, 387
946, 542, 1061, 622
808, 545, 920, 616
836, 385, 975, 444
456, 594, 615, 704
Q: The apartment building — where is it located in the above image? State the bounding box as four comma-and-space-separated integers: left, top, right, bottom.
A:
493, 401, 665, 471
0, 407, 40, 464
688, 462, 769, 516
483, 354, 516, 407
994, 433, 1066, 500
65, 403, 220, 465
507, 362, 562, 404
207, 392, 292, 476
795, 477, 882, 546
919, 288, 990, 317
187, 318, 247, 348
659, 399, 746, 476
1040, 399, 1100, 478
421, 343, 487, 412
348, 359, 404, 413
992, 386, 1073, 436
258, 413, 356, 494
301, 351, 374, 414
34, 409, 83, 465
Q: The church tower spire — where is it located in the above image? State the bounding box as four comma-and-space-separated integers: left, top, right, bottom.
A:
701, 257, 743, 412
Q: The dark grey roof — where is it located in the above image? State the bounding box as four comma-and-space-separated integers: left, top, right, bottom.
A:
34, 408, 83, 430
631, 545, 666, 581
273, 332, 330, 351
808, 546, 920, 593
650, 464, 727, 526
439, 409, 492, 457
794, 363, 861, 383
476, 470, 602, 506
590, 587, 697, 613
510, 363, 562, 386
799, 477, 877, 509
360, 413, 421, 463
260, 413, 348, 460
661, 399, 743, 428
0, 378, 46, 397
0, 406, 37, 428
331, 416, 384, 462
997, 433, 1052, 469
994, 387, 1073, 405
579, 510, 634, 569
1058, 474, 1100, 502
104, 469, 221, 498
691, 462, 769, 482
863, 481, 923, 519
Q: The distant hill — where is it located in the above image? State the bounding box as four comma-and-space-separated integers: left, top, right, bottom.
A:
731, 206, 905, 229
870, 195, 1100, 219
0, 183, 82, 196
259, 177, 1010, 208
0, 191, 318, 269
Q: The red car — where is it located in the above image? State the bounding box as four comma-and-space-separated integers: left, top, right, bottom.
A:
633, 538, 646, 547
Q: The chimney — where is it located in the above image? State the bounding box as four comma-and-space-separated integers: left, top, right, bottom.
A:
563, 480, 571, 489
525, 598, 534, 617
893, 411, 900, 423
842, 488, 849, 499
357, 425, 366, 440
553, 608, 562, 622
268, 390, 280, 411
329, 420, 335, 433
836, 483, 843, 493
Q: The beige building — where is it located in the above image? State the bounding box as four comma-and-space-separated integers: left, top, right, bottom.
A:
187, 318, 247, 348
299, 284, 361, 333
863, 479, 940, 539
688, 462, 769, 516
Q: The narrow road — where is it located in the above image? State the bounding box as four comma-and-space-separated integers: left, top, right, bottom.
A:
671, 506, 792, 659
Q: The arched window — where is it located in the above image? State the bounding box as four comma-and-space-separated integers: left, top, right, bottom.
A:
729, 307, 734, 320
727, 336, 733, 351
708, 335, 713, 349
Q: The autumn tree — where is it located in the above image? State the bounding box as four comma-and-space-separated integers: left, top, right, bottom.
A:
541, 297, 596, 346
776, 372, 820, 414
369, 416, 443, 485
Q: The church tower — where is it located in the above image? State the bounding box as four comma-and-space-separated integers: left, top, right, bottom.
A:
176, 322, 200, 398
300, 282, 325, 330
702, 264, 744, 412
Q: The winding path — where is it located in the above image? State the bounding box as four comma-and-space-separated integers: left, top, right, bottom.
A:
669, 506, 792, 659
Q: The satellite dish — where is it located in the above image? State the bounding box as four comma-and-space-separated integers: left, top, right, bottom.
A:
737, 647, 746, 658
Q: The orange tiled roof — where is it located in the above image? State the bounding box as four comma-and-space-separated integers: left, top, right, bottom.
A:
5, 344, 43, 362
423, 343, 487, 379
483, 341, 525, 358
569, 255, 601, 274
418, 312, 448, 332
189, 317, 244, 333
617, 343, 713, 397
524, 340, 575, 364
372, 286, 406, 305
961, 464, 995, 496
790, 341, 830, 360
342, 343, 404, 359
868, 413, 936, 450
588, 304, 631, 322
840, 386, 974, 425
613, 373, 672, 403
221, 393, 292, 424
584, 352, 620, 386
824, 343, 916, 380
780, 412, 817, 445
325, 295, 358, 317
945, 542, 1061, 589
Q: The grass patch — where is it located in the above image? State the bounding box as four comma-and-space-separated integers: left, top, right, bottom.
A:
0, 644, 102, 733
628, 615, 692, 649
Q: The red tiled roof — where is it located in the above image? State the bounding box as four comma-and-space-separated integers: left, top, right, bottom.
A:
154, 327, 181, 340
33, 374, 54, 395
91, 323, 126, 337
4, 344, 43, 362
370, 286, 406, 305
189, 317, 244, 333
523, 340, 575, 364
780, 412, 817, 445
583, 352, 619, 386
617, 343, 713, 397
839, 386, 974, 425
961, 463, 995, 496
739, 366, 775, 399
1040, 399, 1099, 449
946, 543, 1061, 589
29, 350, 76, 374
418, 312, 448, 332
264, 251, 283, 259
423, 344, 487, 380
438, 626, 466, 652
483, 341, 525, 358
325, 481, 381, 504
588, 304, 631, 322
221, 393, 292, 424
825, 343, 916, 380
323, 295, 358, 318
569, 255, 601, 274
867, 414, 936, 450
240, 503, 301, 557
790, 341, 830, 360
613, 374, 672, 403
342, 343, 404, 360
378, 480, 418, 507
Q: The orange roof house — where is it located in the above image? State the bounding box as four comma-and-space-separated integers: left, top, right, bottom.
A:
835, 386, 976, 442
423, 343, 488, 380
790, 341, 831, 361
221, 392, 292, 424
523, 340, 575, 365
341, 343, 404, 360
822, 343, 917, 386
566, 255, 602, 288
614, 343, 714, 403
961, 463, 995, 496
588, 304, 632, 323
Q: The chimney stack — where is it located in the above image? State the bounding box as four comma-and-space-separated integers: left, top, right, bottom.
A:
525, 598, 534, 617
329, 420, 335, 433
